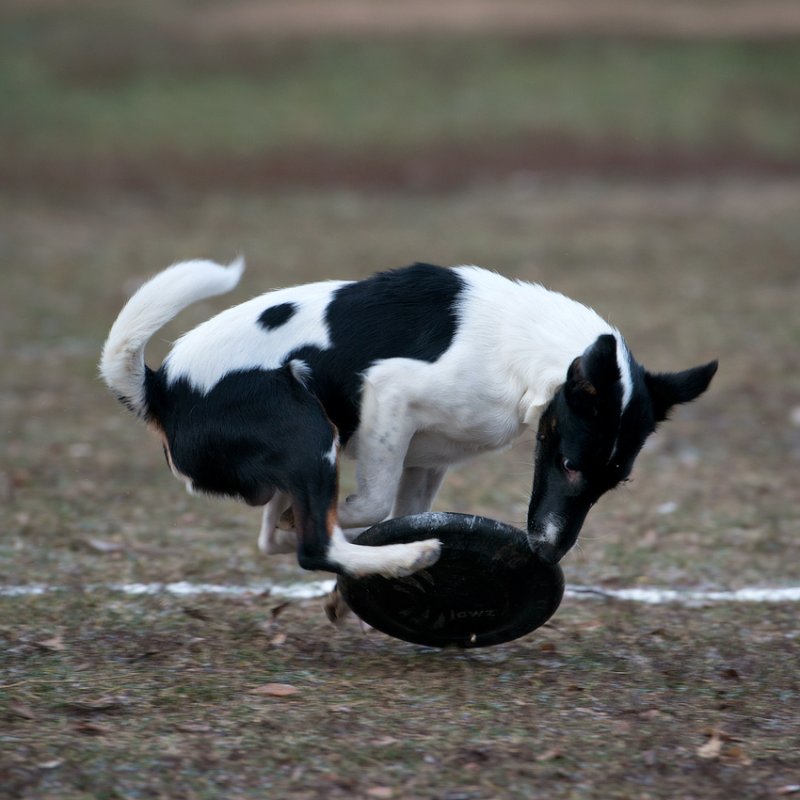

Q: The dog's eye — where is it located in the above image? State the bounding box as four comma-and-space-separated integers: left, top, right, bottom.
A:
562, 457, 580, 474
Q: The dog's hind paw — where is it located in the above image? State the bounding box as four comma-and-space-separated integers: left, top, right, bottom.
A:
323, 586, 351, 625
391, 538, 441, 578
330, 529, 441, 579
278, 506, 296, 531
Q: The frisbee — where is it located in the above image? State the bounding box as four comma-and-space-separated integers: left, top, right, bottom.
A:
336, 512, 564, 648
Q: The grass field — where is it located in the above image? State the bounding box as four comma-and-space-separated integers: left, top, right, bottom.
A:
2, 2, 800, 798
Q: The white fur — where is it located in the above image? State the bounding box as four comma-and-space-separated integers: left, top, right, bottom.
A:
100, 258, 245, 416
542, 513, 563, 546
335, 267, 626, 530
323, 439, 339, 467
163, 279, 346, 393
326, 526, 441, 578
616, 336, 634, 410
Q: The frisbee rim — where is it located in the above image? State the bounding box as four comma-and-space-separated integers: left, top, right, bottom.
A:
337, 512, 564, 648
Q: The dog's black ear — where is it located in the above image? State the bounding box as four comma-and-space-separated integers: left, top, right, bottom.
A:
565, 335, 621, 415
645, 360, 718, 422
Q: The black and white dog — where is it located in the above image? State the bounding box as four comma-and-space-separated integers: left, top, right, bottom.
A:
101, 259, 717, 577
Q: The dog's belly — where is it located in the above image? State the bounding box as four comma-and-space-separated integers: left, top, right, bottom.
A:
403, 430, 514, 468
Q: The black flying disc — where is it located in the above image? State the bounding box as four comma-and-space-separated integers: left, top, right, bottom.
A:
336, 512, 564, 648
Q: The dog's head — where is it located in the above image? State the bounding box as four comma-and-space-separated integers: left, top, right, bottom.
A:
527, 334, 717, 564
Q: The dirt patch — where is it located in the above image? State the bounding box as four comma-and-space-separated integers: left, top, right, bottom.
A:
2, 592, 799, 799
7, 0, 800, 38
2, 179, 799, 798
6, 138, 800, 197
185, 0, 800, 40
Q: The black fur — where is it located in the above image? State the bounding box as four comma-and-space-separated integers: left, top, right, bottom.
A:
288, 263, 463, 442
144, 365, 343, 570
258, 302, 296, 331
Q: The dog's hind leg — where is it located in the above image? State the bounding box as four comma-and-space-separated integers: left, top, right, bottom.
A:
257, 491, 296, 555
392, 466, 447, 517
324, 525, 441, 577
293, 483, 440, 578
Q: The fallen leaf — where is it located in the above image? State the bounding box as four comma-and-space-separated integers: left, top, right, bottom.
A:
62, 696, 128, 715
776, 786, 800, 796
366, 788, 393, 799
270, 602, 290, 619
73, 721, 110, 736
269, 633, 287, 646
81, 537, 124, 554
641, 709, 663, 719
175, 723, 213, 734
536, 747, 564, 762
9, 702, 36, 720
725, 745, 753, 766
37, 759, 64, 770
720, 667, 741, 680
702, 726, 735, 742
697, 731, 723, 760
249, 683, 299, 697
182, 606, 211, 622
34, 634, 65, 652
575, 620, 604, 632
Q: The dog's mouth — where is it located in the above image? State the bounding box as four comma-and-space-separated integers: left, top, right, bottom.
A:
526, 507, 589, 565
526, 537, 568, 566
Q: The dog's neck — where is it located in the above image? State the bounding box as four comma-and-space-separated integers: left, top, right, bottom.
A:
472, 273, 624, 429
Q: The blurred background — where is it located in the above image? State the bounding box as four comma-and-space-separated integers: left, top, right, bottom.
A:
2, 0, 799, 588
3, 4, 800, 796
3, 0, 800, 195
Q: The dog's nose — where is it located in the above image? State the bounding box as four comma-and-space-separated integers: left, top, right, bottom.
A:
532, 541, 562, 565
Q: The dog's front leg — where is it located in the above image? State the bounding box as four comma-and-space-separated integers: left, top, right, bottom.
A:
336, 379, 413, 529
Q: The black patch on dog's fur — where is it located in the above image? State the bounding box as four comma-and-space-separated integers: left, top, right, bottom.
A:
288, 263, 464, 442
145, 364, 348, 572
258, 303, 296, 331
145, 365, 336, 507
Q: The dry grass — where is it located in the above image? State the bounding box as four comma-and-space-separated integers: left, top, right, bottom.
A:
2, 178, 800, 797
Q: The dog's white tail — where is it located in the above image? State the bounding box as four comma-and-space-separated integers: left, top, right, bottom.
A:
100, 258, 245, 418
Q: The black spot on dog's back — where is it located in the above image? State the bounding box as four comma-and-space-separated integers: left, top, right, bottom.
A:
259, 303, 296, 331
289, 263, 464, 442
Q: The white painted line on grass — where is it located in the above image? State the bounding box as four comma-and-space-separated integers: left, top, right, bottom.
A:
3, 580, 800, 604
565, 586, 800, 605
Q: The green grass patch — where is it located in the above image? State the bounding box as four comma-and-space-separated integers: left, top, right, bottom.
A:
2, 7, 800, 160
